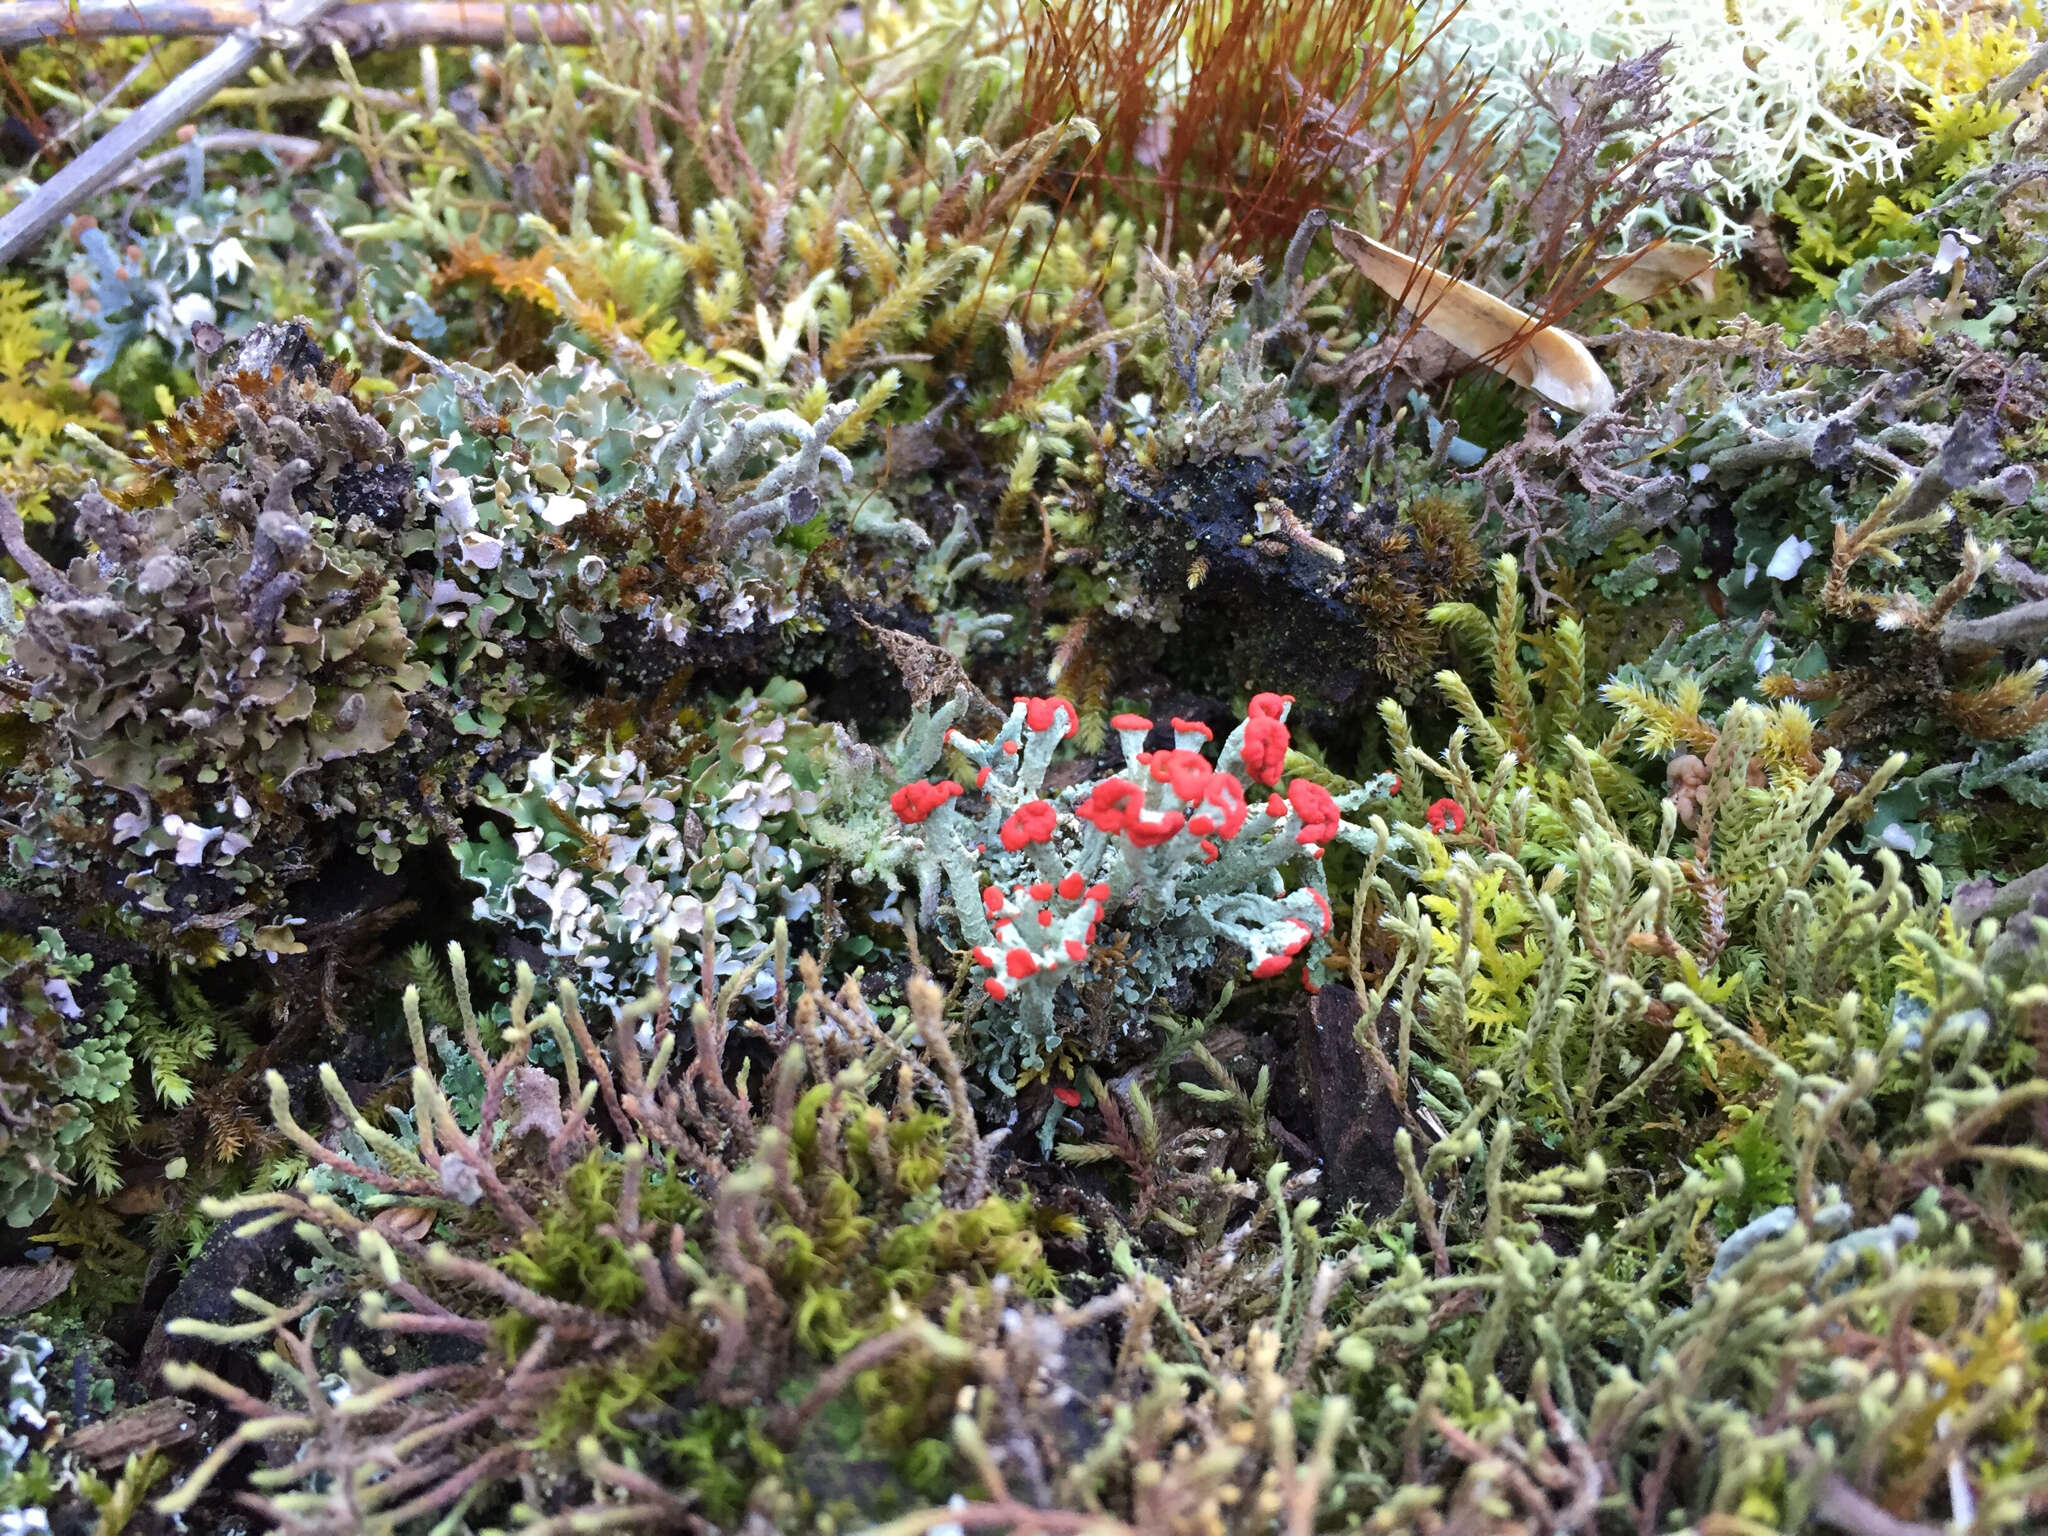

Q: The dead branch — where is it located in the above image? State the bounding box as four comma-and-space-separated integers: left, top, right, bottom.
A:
0, 0, 347, 267
106, 129, 326, 194
1942, 596, 2048, 656
1952, 860, 2048, 932
1812, 1475, 1946, 1536
1993, 39, 2048, 106
2, 1, 649, 50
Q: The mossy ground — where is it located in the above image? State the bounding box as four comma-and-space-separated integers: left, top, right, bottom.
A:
1, 2, 2047, 1531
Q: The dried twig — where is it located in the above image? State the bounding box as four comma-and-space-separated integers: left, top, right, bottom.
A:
0, 0, 347, 267
104, 129, 325, 194
1942, 596, 2048, 656
0, 0, 609, 49
1952, 859, 2048, 932
0, 492, 76, 600
1992, 39, 2048, 106
1812, 1474, 1946, 1536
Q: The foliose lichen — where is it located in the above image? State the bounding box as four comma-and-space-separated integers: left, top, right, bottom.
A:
0, 322, 427, 924
458, 680, 826, 1012
387, 347, 858, 708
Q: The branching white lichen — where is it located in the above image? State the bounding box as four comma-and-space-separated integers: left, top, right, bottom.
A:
1440, 0, 1920, 252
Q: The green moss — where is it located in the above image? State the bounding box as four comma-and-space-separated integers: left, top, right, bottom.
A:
498, 1151, 703, 1317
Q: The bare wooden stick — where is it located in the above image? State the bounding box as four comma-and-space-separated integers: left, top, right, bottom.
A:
1942, 596, 2048, 656
1993, 40, 2048, 106
0, 0, 347, 267
104, 129, 326, 194
3, 1, 616, 50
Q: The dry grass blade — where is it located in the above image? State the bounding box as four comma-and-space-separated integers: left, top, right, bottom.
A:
1329, 223, 1616, 414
